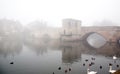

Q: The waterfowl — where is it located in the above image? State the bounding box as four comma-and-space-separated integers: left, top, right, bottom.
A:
65, 69, 68, 73
83, 63, 85, 66
109, 63, 112, 66
89, 64, 92, 66
113, 55, 117, 60
10, 62, 14, 64
91, 62, 95, 65
87, 68, 97, 74
91, 57, 95, 60
117, 65, 119, 67
100, 66, 102, 69
69, 68, 71, 71
58, 67, 61, 70
109, 66, 116, 74
85, 59, 89, 62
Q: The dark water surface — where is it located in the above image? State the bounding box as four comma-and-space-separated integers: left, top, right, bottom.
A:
0, 39, 120, 74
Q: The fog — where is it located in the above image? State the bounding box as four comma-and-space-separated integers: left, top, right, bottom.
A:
0, 0, 120, 74
0, 0, 120, 27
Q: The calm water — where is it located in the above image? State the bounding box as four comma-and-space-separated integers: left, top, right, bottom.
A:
0, 39, 120, 74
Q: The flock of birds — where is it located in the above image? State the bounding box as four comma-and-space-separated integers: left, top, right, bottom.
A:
52, 67, 72, 74
9, 55, 119, 74
52, 55, 119, 74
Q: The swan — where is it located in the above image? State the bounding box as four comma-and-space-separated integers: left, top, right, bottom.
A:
109, 66, 116, 73
87, 68, 97, 74
113, 55, 117, 60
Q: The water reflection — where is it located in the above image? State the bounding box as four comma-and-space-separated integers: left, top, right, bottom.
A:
87, 33, 107, 48
0, 39, 120, 74
61, 41, 120, 63
0, 37, 23, 58
25, 40, 48, 56
61, 43, 82, 64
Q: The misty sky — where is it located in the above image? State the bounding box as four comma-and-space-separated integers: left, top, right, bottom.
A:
0, 0, 120, 27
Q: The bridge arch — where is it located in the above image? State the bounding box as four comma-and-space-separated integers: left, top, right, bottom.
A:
81, 32, 107, 41
81, 32, 107, 48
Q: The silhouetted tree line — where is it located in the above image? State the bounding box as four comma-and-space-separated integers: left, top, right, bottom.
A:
0, 19, 50, 44
0, 19, 23, 41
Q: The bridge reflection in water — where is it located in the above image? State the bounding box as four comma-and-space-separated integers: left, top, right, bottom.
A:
87, 32, 107, 48
0, 38, 120, 74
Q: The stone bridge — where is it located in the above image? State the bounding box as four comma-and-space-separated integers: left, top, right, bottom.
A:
61, 19, 120, 42
80, 26, 120, 42
26, 18, 120, 43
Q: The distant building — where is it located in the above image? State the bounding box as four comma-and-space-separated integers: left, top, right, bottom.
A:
62, 18, 81, 35
60, 19, 81, 41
